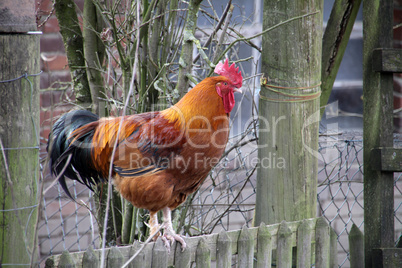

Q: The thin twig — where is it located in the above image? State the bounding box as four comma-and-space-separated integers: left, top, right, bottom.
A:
193, 0, 233, 63
37, 3, 55, 29
121, 225, 163, 268
208, 165, 257, 232
209, 10, 320, 74
99, 0, 142, 267
394, 23, 402, 30
212, 4, 234, 63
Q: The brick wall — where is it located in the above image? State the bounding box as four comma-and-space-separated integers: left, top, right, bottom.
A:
37, 0, 84, 144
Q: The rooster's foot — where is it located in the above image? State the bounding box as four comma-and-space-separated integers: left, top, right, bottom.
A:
161, 207, 187, 252
161, 228, 187, 252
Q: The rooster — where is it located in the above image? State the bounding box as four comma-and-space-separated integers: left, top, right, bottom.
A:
47, 59, 243, 250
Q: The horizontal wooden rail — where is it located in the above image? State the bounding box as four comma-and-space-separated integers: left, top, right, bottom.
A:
372, 248, 402, 268
373, 48, 402, 73
369, 148, 402, 172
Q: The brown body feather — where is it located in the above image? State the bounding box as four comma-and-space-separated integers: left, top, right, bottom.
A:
70, 76, 230, 213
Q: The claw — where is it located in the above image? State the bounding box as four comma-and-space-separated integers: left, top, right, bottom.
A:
161, 235, 172, 253
160, 232, 186, 253
162, 230, 187, 252
161, 207, 187, 252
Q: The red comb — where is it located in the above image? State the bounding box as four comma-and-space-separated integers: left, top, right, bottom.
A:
214, 59, 243, 88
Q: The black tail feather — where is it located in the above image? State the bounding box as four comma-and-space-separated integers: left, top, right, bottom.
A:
47, 110, 103, 199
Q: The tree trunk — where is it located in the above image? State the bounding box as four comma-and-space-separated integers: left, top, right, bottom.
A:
83, 0, 106, 114
54, 0, 92, 107
321, 0, 362, 116
174, 0, 203, 102
0, 1, 39, 265
254, 0, 323, 226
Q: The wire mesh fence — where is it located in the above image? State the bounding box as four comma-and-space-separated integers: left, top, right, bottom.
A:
318, 131, 402, 266
30, 0, 402, 266
38, 121, 402, 267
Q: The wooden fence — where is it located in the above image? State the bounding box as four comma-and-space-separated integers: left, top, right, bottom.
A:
44, 217, 337, 267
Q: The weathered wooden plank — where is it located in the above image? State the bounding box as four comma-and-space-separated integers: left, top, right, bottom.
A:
216, 230, 232, 268
82, 246, 99, 268
130, 248, 147, 268
370, 148, 402, 171
107, 247, 124, 267
315, 217, 330, 268
174, 239, 191, 268
129, 241, 152, 268
238, 226, 254, 268
363, 0, 395, 267
277, 221, 293, 267
373, 48, 402, 73
256, 223, 272, 268
58, 251, 76, 268
296, 219, 312, 268
372, 248, 402, 268
329, 227, 338, 268
349, 224, 364, 268
151, 238, 168, 267
195, 238, 211, 268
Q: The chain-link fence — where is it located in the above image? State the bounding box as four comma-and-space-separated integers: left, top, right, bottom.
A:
38, 119, 402, 267
318, 131, 402, 266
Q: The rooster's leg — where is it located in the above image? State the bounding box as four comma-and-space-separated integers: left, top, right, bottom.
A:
149, 211, 161, 241
161, 207, 187, 251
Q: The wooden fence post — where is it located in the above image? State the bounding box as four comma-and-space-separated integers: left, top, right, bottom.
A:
107, 247, 124, 267
296, 219, 313, 267
277, 221, 293, 267
195, 238, 211, 268
349, 224, 364, 268
363, 0, 395, 267
216, 230, 232, 268
0, 0, 39, 266
315, 217, 330, 268
82, 246, 99, 268
58, 251, 76, 268
130, 240, 151, 267
256, 223, 272, 268
238, 226, 254, 267
255, 0, 323, 226
329, 227, 338, 268
174, 240, 191, 268
151, 238, 168, 267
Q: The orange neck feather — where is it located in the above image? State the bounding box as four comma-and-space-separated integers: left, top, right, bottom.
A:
161, 76, 229, 130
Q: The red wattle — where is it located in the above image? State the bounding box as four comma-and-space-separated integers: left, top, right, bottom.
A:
222, 92, 235, 113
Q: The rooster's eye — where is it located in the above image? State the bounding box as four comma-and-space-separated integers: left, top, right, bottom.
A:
224, 82, 227, 86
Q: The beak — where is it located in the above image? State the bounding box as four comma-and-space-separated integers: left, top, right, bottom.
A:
234, 87, 242, 94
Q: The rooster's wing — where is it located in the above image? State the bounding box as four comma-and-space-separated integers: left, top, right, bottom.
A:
112, 113, 186, 178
